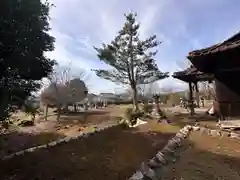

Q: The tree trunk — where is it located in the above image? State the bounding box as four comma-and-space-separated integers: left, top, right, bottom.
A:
74, 104, 77, 112
84, 103, 88, 110
201, 98, 205, 107
132, 86, 139, 112
44, 104, 48, 121
155, 99, 161, 116
0, 89, 10, 121
154, 96, 165, 118
31, 114, 36, 122
63, 105, 68, 113
56, 106, 61, 122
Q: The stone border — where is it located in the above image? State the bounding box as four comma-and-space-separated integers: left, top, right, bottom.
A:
129, 125, 193, 180
1, 119, 146, 161
129, 125, 240, 180
1, 123, 120, 161
192, 126, 240, 140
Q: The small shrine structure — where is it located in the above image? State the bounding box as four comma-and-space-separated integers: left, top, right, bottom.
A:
173, 65, 214, 115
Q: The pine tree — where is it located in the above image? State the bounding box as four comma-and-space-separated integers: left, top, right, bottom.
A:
93, 12, 169, 111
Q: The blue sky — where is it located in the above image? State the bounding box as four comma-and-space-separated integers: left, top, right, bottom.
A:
46, 0, 240, 94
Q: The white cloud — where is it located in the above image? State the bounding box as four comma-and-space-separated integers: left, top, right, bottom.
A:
45, 0, 240, 94
47, 0, 171, 93
45, 30, 93, 69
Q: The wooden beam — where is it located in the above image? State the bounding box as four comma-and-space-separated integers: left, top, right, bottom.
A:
215, 67, 240, 73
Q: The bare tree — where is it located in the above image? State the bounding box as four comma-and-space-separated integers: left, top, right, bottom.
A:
50, 62, 90, 84
199, 82, 215, 100
51, 64, 90, 112
40, 63, 89, 121
138, 82, 160, 100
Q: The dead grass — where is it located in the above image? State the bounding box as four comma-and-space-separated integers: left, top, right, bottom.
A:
3, 105, 239, 180
0, 122, 176, 180
167, 108, 240, 134
167, 110, 219, 129
162, 131, 240, 180
0, 105, 131, 158
0, 131, 63, 158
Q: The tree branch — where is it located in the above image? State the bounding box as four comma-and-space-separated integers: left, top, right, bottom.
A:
92, 69, 130, 85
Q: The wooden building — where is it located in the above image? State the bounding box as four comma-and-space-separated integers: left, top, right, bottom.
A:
173, 65, 214, 115
187, 31, 240, 118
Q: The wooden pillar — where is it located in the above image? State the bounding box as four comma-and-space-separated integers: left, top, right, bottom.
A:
188, 82, 195, 116
195, 82, 200, 108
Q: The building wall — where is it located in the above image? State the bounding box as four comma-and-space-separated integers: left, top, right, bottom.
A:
215, 73, 240, 117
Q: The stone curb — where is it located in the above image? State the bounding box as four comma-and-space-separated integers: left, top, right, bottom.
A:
128, 125, 240, 180
129, 125, 193, 180
192, 125, 240, 140
1, 123, 120, 161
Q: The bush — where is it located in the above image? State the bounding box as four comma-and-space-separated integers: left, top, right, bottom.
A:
143, 104, 153, 114
158, 109, 167, 119
18, 120, 34, 127
124, 107, 134, 121
23, 101, 40, 122
124, 107, 144, 126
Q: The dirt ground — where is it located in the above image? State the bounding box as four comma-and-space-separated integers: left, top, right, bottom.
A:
0, 122, 177, 180
166, 106, 240, 135
162, 131, 240, 180
0, 105, 129, 158
165, 106, 219, 127
1, 104, 240, 180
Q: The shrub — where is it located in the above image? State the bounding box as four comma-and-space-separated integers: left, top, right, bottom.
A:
143, 104, 153, 114
159, 109, 167, 119
18, 120, 34, 127
23, 101, 40, 122
124, 107, 134, 121
2, 121, 9, 129
124, 107, 144, 126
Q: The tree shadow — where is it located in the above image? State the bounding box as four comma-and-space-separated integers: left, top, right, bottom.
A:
0, 131, 64, 158
0, 124, 175, 180
58, 110, 121, 127
61, 110, 109, 116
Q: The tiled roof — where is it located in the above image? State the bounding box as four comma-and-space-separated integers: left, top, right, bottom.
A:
173, 65, 214, 82
188, 31, 240, 59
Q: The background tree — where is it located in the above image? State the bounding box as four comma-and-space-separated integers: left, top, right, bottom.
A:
40, 78, 88, 121
93, 12, 169, 111
48, 64, 89, 112
22, 96, 40, 123
40, 64, 89, 121
0, 0, 56, 121
138, 82, 160, 101
50, 63, 90, 85
199, 82, 215, 100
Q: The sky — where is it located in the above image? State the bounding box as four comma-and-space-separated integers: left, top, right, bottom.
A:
46, 0, 240, 94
